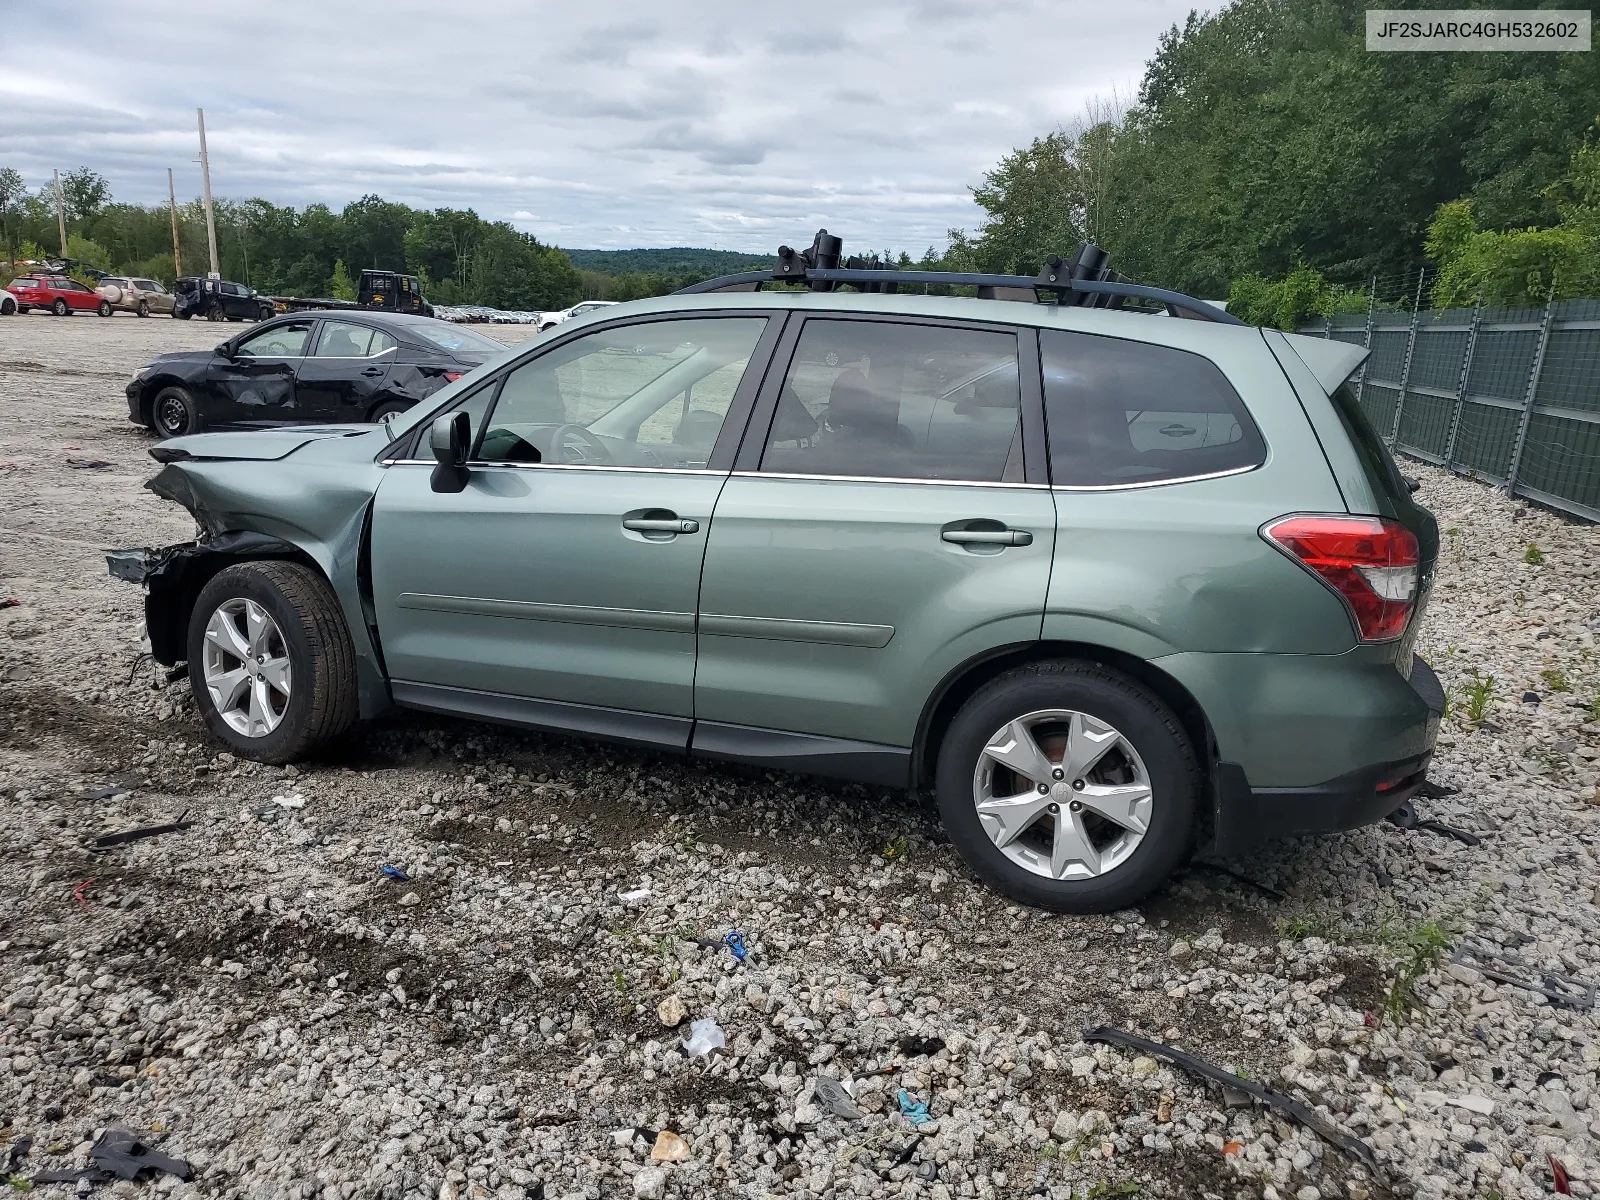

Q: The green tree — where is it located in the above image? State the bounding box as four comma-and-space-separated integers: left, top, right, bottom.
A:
0, 167, 23, 261
64, 235, 111, 271
329, 259, 357, 301
60, 168, 110, 224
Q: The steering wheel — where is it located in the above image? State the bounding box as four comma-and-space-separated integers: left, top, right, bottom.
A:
548, 423, 613, 465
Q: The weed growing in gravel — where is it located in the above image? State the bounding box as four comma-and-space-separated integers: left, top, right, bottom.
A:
1540, 667, 1570, 692
1590, 689, 1600, 722
1445, 528, 1465, 567
1275, 914, 1323, 941
1523, 543, 1545, 565
882, 835, 910, 861
1461, 669, 1495, 722
1381, 919, 1455, 1026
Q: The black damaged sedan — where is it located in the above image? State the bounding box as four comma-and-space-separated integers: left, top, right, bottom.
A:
126, 311, 507, 437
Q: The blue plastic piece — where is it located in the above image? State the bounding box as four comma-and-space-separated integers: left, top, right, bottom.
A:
897, 1090, 933, 1128
723, 931, 748, 962
382, 864, 409, 881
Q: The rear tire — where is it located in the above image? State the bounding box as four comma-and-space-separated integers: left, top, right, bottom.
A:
0, 297, 14, 316
187, 561, 359, 764
137, 300, 150, 318
206, 304, 225, 322
151, 385, 199, 437
258, 304, 274, 322
935, 660, 1201, 913
368, 399, 410, 424
52, 298, 69, 316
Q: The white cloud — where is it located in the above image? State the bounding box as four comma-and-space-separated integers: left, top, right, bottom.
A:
0, 0, 1192, 252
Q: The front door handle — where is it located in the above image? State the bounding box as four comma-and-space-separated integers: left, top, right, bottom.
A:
361, 366, 385, 377
623, 517, 699, 534
942, 528, 1032, 546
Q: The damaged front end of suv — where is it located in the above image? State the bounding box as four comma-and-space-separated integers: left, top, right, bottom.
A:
108, 426, 398, 724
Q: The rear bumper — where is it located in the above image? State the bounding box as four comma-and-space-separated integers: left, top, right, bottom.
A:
1209, 654, 1444, 856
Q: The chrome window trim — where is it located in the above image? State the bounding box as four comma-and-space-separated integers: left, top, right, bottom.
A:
1050, 463, 1261, 492
732, 470, 1048, 490
379, 459, 724, 476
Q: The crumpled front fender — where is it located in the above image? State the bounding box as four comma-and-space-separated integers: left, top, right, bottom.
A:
113, 446, 393, 718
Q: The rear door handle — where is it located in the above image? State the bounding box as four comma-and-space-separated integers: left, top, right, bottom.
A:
623, 517, 699, 534
942, 528, 1032, 546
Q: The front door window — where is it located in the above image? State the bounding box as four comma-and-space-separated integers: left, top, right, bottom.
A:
476, 317, 768, 469
236, 323, 313, 357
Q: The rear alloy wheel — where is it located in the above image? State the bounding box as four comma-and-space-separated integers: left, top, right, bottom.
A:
151, 385, 198, 437
0, 297, 14, 316
368, 400, 410, 425
187, 561, 358, 763
137, 299, 150, 318
936, 661, 1200, 913
98, 299, 114, 317
52, 298, 70, 316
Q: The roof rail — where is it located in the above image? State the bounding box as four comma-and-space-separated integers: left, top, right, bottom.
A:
674, 229, 1242, 326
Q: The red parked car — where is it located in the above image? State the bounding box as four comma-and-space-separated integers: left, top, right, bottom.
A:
8, 275, 111, 316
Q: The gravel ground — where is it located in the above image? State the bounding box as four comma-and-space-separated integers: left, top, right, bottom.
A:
1, 311, 1597, 1200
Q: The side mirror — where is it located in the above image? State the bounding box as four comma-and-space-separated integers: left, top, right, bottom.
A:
429, 411, 471, 493
216, 342, 234, 359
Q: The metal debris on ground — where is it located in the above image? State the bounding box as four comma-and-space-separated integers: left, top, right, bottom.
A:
381, 864, 409, 881
812, 1075, 864, 1122
31, 1127, 192, 1184
1083, 1027, 1380, 1175
682, 1017, 726, 1058
1450, 939, 1597, 1011
65, 457, 114, 469
90, 811, 192, 849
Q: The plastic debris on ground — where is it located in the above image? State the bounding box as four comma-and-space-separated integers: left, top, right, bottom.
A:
381, 864, 409, 882
1386, 798, 1481, 846
73, 878, 95, 908
897, 1035, 945, 1057
90, 811, 192, 849
65, 457, 114, 469
74, 783, 130, 802
618, 885, 651, 903
271, 792, 306, 809
896, 1090, 934, 1129
1083, 1026, 1380, 1175
0, 598, 19, 609
649, 1130, 690, 1163
31, 1128, 192, 1184
682, 1017, 725, 1058
723, 930, 748, 962
1451, 938, 1597, 1010
1550, 1155, 1571, 1194
812, 1075, 864, 1121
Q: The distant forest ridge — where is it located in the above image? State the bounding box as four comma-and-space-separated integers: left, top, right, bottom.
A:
562, 247, 776, 277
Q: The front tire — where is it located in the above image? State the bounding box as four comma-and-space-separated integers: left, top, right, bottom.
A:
0, 297, 14, 316
258, 304, 274, 322
98, 300, 114, 317
150, 385, 199, 437
187, 561, 358, 764
935, 661, 1200, 913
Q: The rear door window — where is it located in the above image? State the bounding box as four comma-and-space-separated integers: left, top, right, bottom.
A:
1040, 330, 1264, 487
759, 319, 1023, 483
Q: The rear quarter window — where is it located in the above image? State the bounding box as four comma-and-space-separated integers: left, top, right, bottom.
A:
1041, 330, 1265, 487
1328, 380, 1411, 501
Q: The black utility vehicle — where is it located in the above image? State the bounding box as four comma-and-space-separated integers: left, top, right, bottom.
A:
174, 277, 274, 322
126, 310, 505, 436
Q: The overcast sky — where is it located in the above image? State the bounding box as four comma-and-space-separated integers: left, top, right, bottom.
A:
0, 0, 1198, 253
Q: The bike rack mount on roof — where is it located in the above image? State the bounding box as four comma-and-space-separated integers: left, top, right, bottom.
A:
674, 228, 1242, 325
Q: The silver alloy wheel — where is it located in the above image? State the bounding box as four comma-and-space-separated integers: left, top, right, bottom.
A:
972, 708, 1153, 881
201, 597, 292, 738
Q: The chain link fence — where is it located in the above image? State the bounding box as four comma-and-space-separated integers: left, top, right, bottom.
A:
1299, 297, 1600, 523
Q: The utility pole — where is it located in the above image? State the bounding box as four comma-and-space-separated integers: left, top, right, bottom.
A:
197, 107, 220, 278
53, 169, 68, 258
167, 167, 183, 278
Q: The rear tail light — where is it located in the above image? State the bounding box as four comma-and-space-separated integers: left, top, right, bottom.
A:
443, 372, 465, 383
1262, 514, 1420, 642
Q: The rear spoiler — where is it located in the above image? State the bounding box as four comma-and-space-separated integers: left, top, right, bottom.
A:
1280, 334, 1368, 394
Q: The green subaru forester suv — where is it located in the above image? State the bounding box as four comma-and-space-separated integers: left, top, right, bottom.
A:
111, 239, 1441, 913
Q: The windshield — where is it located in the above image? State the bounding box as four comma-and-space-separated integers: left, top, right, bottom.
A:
409, 323, 505, 353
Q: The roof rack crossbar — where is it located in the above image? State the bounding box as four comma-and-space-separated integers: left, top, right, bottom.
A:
673, 230, 1240, 325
